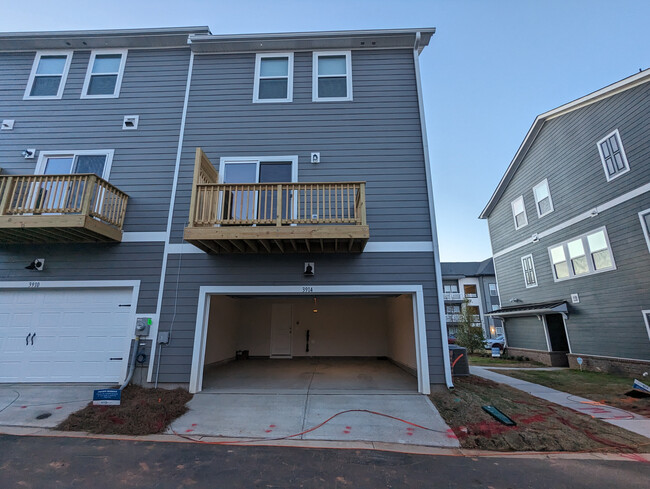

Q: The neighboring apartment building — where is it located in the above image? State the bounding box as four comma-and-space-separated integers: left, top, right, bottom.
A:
441, 259, 502, 339
0, 27, 451, 394
480, 70, 650, 374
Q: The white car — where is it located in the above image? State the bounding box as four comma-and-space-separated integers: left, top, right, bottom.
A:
484, 336, 505, 351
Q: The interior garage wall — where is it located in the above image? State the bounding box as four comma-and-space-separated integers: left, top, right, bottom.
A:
386, 294, 416, 371
204, 296, 239, 365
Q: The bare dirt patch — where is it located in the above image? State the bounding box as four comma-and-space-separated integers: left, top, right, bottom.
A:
57, 385, 192, 435
430, 376, 648, 452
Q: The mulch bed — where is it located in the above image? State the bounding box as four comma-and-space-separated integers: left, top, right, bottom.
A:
57, 385, 192, 435
430, 376, 649, 452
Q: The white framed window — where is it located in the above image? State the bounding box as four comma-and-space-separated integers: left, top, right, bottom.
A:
312, 51, 352, 102
443, 284, 459, 293
489, 283, 498, 296
81, 49, 128, 99
533, 179, 554, 218
639, 208, 650, 253
253, 53, 293, 103
597, 129, 629, 181
492, 304, 500, 311
463, 284, 478, 298
24, 51, 73, 100
521, 254, 538, 288
511, 195, 528, 229
643, 310, 650, 341
547, 227, 616, 281
35, 150, 114, 180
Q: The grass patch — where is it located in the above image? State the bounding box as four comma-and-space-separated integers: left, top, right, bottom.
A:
469, 354, 544, 368
57, 385, 192, 435
430, 376, 648, 452
495, 369, 650, 417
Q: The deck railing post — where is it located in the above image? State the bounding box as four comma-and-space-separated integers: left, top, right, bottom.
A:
358, 183, 367, 226
0, 177, 14, 216
276, 184, 283, 226
80, 175, 97, 216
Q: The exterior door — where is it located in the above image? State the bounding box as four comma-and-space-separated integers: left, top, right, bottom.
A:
546, 314, 569, 352
270, 303, 292, 358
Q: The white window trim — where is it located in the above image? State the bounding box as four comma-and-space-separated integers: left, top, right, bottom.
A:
521, 254, 538, 288
639, 208, 650, 253
511, 195, 528, 229
35, 149, 115, 180
312, 50, 353, 102
547, 226, 617, 282
81, 49, 128, 99
23, 50, 73, 100
642, 310, 650, 342
253, 52, 294, 103
533, 178, 554, 218
597, 129, 630, 182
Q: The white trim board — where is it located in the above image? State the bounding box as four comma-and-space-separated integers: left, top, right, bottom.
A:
0, 280, 141, 384
638, 208, 650, 253
188, 285, 432, 395
35, 149, 115, 180
122, 232, 167, 242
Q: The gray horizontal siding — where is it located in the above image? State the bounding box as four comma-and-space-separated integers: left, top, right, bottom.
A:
488, 82, 650, 253
0, 48, 191, 232
171, 49, 432, 243
493, 191, 650, 360
0, 242, 164, 313
503, 316, 548, 351
155, 252, 443, 384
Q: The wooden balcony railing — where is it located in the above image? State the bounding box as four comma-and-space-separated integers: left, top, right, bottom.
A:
184, 148, 369, 253
0, 174, 128, 243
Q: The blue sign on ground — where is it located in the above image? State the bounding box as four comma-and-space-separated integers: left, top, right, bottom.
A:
93, 389, 121, 406
491, 346, 501, 358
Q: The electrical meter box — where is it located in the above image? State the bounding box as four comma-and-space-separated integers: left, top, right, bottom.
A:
135, 317, 152, 336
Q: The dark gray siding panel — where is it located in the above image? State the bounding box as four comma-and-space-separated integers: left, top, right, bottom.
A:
488, 82, 650, 253
0, 48, 191, 231
172, 49, 432, 243
155, 252, 444, 384
0, 243, 164, 312
503, 316, 547, 350
494, 192, 650, 360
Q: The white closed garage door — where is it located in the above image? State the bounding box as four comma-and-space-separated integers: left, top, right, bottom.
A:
0, 287, 133, 383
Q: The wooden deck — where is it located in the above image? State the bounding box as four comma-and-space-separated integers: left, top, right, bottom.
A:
0, 174, 128, 243
184, 149, 369, 254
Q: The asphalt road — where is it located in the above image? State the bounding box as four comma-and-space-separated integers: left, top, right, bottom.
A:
0, 435, 648, 488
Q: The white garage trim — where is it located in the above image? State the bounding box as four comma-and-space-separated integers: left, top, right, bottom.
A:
0, 280, 140, 383
189, 285, 432, 395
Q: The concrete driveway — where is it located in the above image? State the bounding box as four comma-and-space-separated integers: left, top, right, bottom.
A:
170, 358, 458, 447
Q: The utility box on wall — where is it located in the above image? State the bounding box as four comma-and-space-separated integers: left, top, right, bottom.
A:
135, 317, 152, 336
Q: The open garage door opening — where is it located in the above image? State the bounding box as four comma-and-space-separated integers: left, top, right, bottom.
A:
189, 287, 431, 394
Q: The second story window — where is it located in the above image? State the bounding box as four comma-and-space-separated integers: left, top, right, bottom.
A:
313, 51, 352, 102
533, 179, 553, 217
639, 208, 650, 253
81, 50, 127, 98
521, 254, 537, 288
511, 195, 528, 229
253, 53, 293, 102
489, 283, 498, 296
24, 51, 72, 100
463, 284, 478, 298
444, 284, 459, 293
548, 227, 615, 281
597, 129, 629, 181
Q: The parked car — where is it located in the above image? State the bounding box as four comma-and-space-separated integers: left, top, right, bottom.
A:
447, 334, 457, 345
484, 336, 505, 351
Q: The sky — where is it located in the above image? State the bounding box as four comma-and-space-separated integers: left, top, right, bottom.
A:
1, 0, 649, 261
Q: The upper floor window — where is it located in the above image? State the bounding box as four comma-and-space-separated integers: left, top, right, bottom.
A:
312, 51, 352, 102
548, 227, 615, 281
643, 310, 650, 341
489, 283, 498, 296
463, 284, 478, 298
511, 195, 528, 229
521, 254, 538, 288
639, 208, 650, 253
444, 284, 459, 293
253, 53, 293, 103
24, 51, 72, 100
597, 129, 629, 181
81, 50, 127, 99
533, 179, 553, 218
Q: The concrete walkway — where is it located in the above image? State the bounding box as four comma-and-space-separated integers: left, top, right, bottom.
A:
471, 366, 650, 439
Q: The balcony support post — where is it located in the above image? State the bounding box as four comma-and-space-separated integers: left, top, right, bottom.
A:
0, 176, 14, 216
276, 184, 282, 226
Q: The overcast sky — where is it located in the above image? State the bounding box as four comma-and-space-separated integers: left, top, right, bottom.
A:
2, 0, 649, 261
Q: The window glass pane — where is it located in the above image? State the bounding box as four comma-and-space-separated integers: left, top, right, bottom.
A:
567, 239, 585, 259
74, 155, 106, 176
318, 77, 347, 98
609, 135, 619, 152
259, 162, 292, 183
30, 76, 61, 96
92, 54, 122, 73
554, 262, 569, 279
258, 79, 288, 99
592, 249, 613, 270
36, 56, 66, 75
535, 182, 549, 201
587, 231, 607, 252
515, 212, 526, 228
223, 163, 257, 183
550, 246, 565, 264
318, 55, 346, 75
538, 197, 551, 215
512, 198, 524, 214
567, 239, 588, 275
644, 213, 650, 233
463, 284, 477, 297
44, 157, 74, 174
87, 74, 118, 95
260, 57, 288, 77
600, 141, 611, 158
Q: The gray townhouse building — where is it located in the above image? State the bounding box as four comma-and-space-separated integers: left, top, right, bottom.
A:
0, 26, 452, 395
480, 70, 650, 374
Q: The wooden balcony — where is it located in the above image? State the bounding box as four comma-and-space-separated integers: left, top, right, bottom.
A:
0, 174, 128, 243
184, 149, 369, 254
